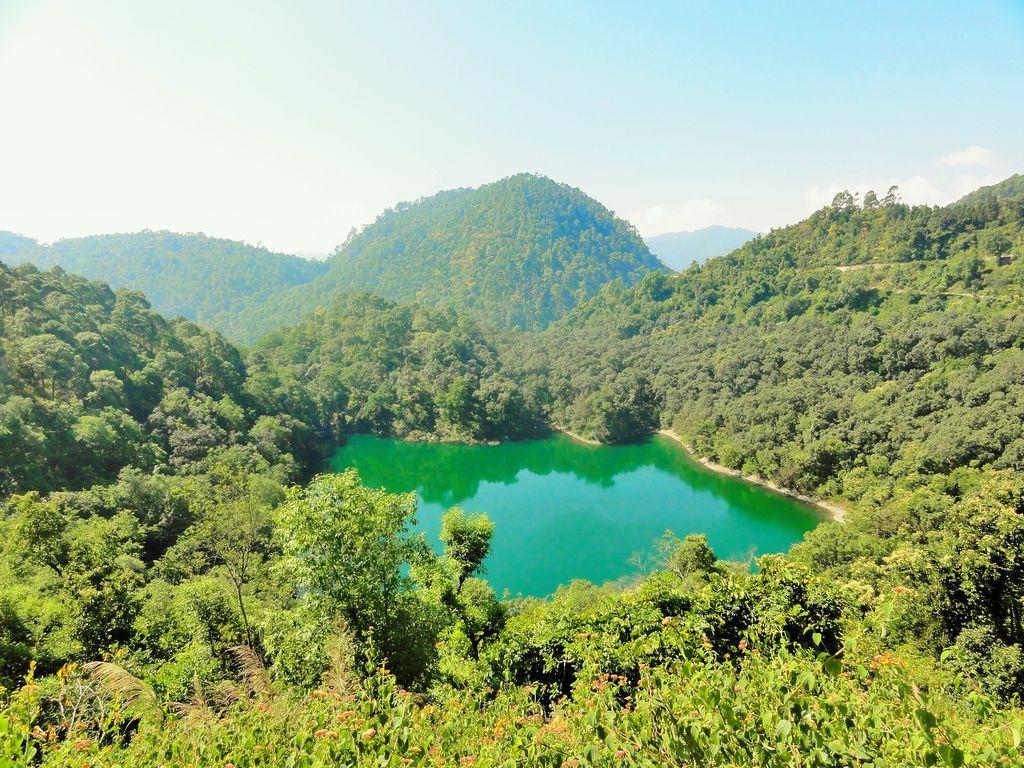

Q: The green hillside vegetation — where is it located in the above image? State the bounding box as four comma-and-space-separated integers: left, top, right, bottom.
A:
0, 261, 316, 496
247, 292, 547, 443
8, 232, 328, 333
0, 265, 534, 499
954, 172, 1024, 206
525, 184, 1024, 460
4, 177, 1024, 765
221, 174, 663, 342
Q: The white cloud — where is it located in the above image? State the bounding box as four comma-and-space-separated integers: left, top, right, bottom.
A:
626, 198, 728, 236
937, 145, 994, 167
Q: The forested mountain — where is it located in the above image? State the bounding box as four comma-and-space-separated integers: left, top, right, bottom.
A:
644, 224, 758, 270
221, 174, 663, 341
955, 172, 1024, 206
7, 231, 328, 333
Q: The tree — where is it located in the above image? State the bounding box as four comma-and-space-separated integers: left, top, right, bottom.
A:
438, 378, 482, 437
276, 470, 424, 658
979, 230, 1011, 257
440, 508, 494, 587
658, 532, 720, 582
184, 477, 277, 649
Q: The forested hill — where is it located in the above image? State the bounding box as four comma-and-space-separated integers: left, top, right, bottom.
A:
247, 293, 546, 443
221, 174, 663, 342
6, 231, 328, 333
0, 231, 37, 257
0, 260, 309, 496
529, 180, 1024, 467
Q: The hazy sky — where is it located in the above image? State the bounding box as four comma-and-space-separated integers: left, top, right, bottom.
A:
1, 0, 1022, 253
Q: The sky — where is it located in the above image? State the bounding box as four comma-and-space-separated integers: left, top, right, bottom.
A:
1, 0, 1022, 254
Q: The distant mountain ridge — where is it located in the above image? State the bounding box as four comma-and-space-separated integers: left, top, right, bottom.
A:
644, 225, 758, 271
3, 231, 328, 332
220, 173, 665, 342
0, 231, 37, 257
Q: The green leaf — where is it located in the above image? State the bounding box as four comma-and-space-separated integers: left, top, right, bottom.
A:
937, 744, 964, 767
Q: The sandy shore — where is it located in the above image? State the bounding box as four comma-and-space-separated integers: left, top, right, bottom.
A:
654, 429, 848, 523
553, 426, 602, 446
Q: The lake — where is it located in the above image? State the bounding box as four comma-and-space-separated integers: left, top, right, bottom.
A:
329, 433, 825, 597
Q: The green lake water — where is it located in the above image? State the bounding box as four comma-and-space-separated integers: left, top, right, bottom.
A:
329, 433, 824, 597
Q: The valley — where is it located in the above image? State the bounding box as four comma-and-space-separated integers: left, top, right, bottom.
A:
4, 5, 1023, 762
2, 171, 1024, 765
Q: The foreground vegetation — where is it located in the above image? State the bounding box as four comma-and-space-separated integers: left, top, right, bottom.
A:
3, 174, 1024, 765
2, 470, 1022, 766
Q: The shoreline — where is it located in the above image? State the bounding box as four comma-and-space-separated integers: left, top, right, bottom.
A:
350, 427, 849, 524
654, 429, 848, 523
552, 425, 603, 446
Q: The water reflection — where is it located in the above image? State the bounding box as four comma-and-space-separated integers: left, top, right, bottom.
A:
332, 433, 813, 514
329, 433, 823, 597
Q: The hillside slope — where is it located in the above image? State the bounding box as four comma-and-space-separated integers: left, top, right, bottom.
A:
222, 174, 663, 341
645, 224, 758, 270
247, 292, 546, 442
7, 231, 328, 333
0, 260, 312, 495
955, 172, 1024, 206
500, 176, 1024, 696
527, 176, 1024, 462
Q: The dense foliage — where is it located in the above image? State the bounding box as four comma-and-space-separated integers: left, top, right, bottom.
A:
2, 472, 1021, 766
502, 180, 1024, 705
0, 264, 543, 500
247, 293, 546, 443
0, 261, 315, 496
520, 182, 1024, 459
954, 172, 1024, 207
222, 174, 663, 341
6, 232, 327, 333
